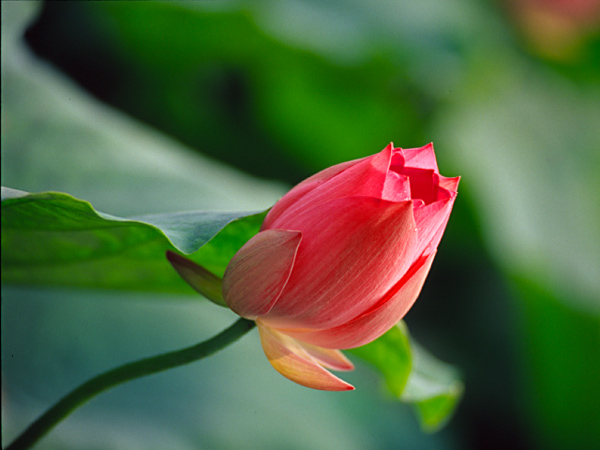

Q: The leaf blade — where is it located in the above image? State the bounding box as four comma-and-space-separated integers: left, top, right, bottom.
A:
349, 322, 463, 432
402, 339, 464, 432
1, 189, 265, 295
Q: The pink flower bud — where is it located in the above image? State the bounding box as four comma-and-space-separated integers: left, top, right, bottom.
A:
223, 143, 459, 390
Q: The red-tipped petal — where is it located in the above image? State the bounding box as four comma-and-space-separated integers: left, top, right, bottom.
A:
257, 322, 355, 391
166, 250, 227, 307
222, 230, 302, 320
284, 253, 435, 349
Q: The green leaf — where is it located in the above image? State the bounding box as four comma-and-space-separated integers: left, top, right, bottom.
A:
350, 322, 463, 432
62, 1, 424, 177
402, 339, 464, 432
349, 322, 412, 397
1, 3, 286, 218
1, 188, 265, 294
435, 50, 600, 315
434, 46, 600, 446
513, 275, 600, 450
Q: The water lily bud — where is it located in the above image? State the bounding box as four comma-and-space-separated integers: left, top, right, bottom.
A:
222, 143, 459, 391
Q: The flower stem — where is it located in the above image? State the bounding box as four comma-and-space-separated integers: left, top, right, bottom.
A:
6, 318, 256, 450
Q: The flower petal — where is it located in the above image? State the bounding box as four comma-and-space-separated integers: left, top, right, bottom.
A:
222, 229, 302, 319
285, 253, 435, 349
400, 143, 440, 173
166, 250, 227, 307
299, 342, 354, 371
257, 322, 354, 391
266, 145, 394, 230
439, 175, 460, 193
262, 157, 364, 230
413, 194, 457, 257
382, 171, 412, 202
261, 196, 418, 330
401, 168, 438, 205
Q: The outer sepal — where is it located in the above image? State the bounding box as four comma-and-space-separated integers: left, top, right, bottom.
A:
166, 250, 227, 307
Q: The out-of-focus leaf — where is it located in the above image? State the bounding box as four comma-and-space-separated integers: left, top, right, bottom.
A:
1, 188, 265, 293
401, 340, 464, 432
435, 50, 600, 315
434, 43, 600, 447
350, 323, 412, 397
29, 1, 426, 180
350, 323, 463, 432
3, 285, 451, 450
1, 2, 286, 217
513, 275, 600, 450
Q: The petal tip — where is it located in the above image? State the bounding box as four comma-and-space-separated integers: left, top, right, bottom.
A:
166, 250, 227, 307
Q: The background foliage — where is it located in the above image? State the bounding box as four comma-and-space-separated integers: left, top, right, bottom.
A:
2, 1, 599, 449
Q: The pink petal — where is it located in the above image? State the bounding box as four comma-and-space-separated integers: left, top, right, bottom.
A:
261, 197, 418, 330
284, 253, 435, 349
439, 175, 460, 193
262, 157, 364, 230
413, 194, 457, 257
390, 145, 405, 167
401, 143, 440, 173
265, 145, 394, 230
222, 230, 302, 320
410, 176, 458, 256
257, 322, 355, 391
166, 250, 227, 307
382, 171, 412, 202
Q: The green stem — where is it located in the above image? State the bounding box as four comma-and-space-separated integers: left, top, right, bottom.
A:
6, 318, 256, 450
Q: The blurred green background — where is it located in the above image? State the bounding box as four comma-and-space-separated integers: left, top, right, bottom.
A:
2, 1, 599, 449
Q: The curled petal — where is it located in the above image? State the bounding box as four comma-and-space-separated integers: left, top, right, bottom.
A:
257, 322, 354, 391
222, 230, 302, 319
285, 253, 435, 349
166, 250, 226, 307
